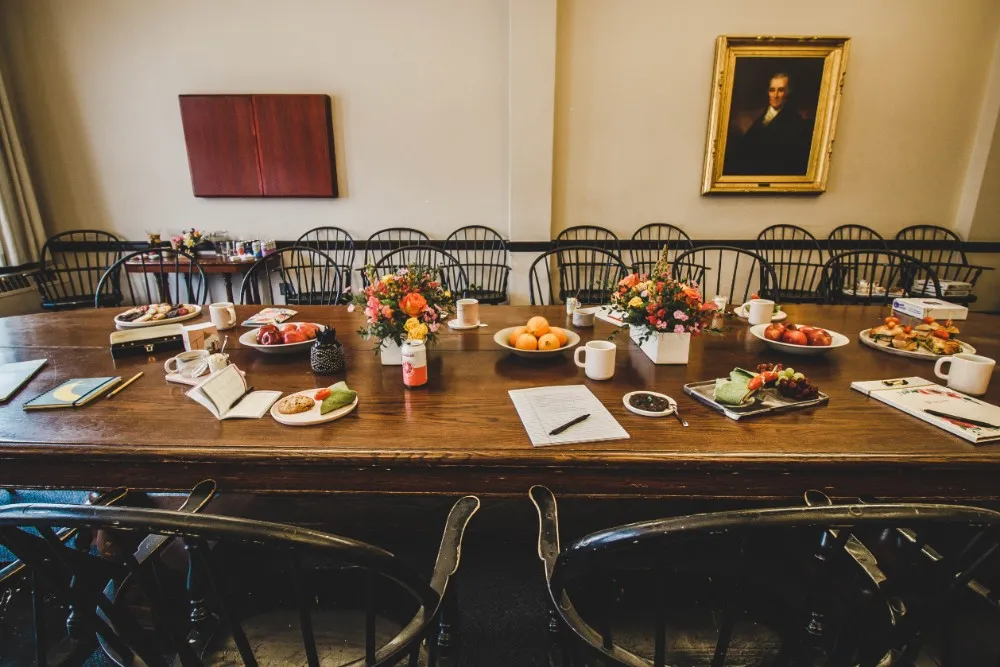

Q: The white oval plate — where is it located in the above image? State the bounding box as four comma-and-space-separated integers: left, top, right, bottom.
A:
239, 324, 325, 355
494, 326, 581, 357
623, 391, 676, 418
734, 303, 787, 322
115, 304, 202, 329
271, 391, 358, 426
749, 323, 850, 356
858, 329, 976, 360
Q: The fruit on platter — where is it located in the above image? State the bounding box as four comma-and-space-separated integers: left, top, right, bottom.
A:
765, 322, 832, 347
256, 322, 322, 346
755, 362, 820, 401
508, 317, 570, 351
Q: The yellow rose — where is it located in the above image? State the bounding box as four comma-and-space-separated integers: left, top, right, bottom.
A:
404, 317, 421, 332
407, 323, 429, 341
628, 296, 644, 308
443, 290, 452, 298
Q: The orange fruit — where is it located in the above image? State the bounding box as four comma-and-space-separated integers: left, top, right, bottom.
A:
515, 333, 539, 350
537, 333, 560, 350
550, 327, 568, 346
526, 316, 550, 337
508, 326, 528, 346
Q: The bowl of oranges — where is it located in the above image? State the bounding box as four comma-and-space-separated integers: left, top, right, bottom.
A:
494, 316, 580, 358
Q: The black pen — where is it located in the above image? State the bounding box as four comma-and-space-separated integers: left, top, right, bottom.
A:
924, 409, 1000, 430
549, 413, 590, 436
230, 386, 255, 410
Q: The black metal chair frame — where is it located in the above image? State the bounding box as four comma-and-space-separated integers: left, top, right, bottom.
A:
755, 225, 826, 303
94, 248, 209, 307
371, 245, 470, 299
670, 245, 781, 305
445, 225, 511, 304
531, 485, 1000, 667
0, 494, 479, 667
296, 227, 357, 295
820, 249, 942, 305
31, 230, 123, 311
528, 246, 629, 306
555, 225, 621, 253
362, 228, 431, 287
894, 225, 992, 303
628, 223, 693, 277
238, 245, 345, 306
827, 224, 888, 253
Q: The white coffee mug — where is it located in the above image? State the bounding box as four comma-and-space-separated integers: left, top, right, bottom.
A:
210, 302, 237, 331
164, 350, 210, 378
456, 298, 480, 327
747, 299, 774, 326
574, 340, 617, 381
934, 353, 996, 396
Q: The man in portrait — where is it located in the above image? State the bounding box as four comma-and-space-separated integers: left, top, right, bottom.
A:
723, 72, 814, 176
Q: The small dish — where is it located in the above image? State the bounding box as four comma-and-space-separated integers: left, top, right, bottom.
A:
749, 324, 850, 356
239, 324, 325, 355
271, 390, 359, 426
734, 303, 787, 322
447, 320, 483, 330
623, 391, 676, 417
572, 307, 597, 327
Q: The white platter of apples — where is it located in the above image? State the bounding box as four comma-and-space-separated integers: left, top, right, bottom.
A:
749, 322, 850, 356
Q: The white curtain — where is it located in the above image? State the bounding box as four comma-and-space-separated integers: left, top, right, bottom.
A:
0, 59, 45, 267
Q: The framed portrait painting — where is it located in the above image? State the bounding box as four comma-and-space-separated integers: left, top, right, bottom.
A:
702, 35, 850, 194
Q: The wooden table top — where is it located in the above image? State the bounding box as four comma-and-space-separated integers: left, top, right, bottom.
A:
1, 304, 999, 500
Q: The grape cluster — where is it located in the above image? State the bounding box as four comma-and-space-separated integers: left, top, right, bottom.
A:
758, 363, 820, 400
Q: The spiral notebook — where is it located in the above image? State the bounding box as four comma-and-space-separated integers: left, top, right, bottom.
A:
508, 385, 629, 447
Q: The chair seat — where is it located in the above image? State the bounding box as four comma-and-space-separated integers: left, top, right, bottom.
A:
465, 289, 507, 305
560, 289, 613, 305
42, 293, 122, 311
283, 291, 345, 306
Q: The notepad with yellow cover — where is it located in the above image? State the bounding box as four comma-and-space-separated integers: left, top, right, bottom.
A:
23, 377, 121, 410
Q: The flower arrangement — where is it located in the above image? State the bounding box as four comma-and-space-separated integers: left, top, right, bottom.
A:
609, 246, 718, 344
349, 265, 455, 348
171, 229, 204, 250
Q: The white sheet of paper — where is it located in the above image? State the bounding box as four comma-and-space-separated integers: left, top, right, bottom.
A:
508, 385, 630, 447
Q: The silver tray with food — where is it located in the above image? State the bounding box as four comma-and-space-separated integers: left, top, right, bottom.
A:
683, 364, 829, 421
860, 314, 974, 360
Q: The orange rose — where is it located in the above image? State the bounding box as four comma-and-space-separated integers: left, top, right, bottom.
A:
619, 273, 640, 289
400, 292, 428, 317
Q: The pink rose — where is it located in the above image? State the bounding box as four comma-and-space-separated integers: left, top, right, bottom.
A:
673, 310, 688, 321
674, 324, 686, 334
381, 305, 393, 318
429, 322, 440, 333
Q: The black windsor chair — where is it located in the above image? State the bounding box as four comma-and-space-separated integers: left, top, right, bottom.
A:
894, 225, 991, 304
628, 224, 693, 277
532, 485, 1000, 666
371, 246, 470, 299
670, 246, 780, 305
820, 249, 942, 305
296, 227, 356, 298
827, 224, 888, 253
362, 228, 431, 287
0, 493, 479, 666
555, 226, 621, 253
239, 246, 345, 306
94, 248, 209, 308
755, 225, 826, 303
31, 230, 123, 311
528, 246, 629, 306
445, 225, 510, 304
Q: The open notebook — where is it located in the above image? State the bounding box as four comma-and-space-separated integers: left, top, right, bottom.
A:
508, 385, 629, 447
185, 365, 281, 420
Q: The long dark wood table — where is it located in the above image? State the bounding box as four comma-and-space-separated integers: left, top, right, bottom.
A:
1, 305, 999, 501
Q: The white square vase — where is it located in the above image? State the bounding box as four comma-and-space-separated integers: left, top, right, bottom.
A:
379, 339, 403, 365
630, 326, 691, 365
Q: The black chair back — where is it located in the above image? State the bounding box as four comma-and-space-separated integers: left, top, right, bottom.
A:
528, 246, 628, 306
363, 228, 430, 285
0, 495, 479, 666
445, 226, 510, 304
671, 246, 780, 305
95, 249, 208, 307
371, 245, 470, 299
755, 225, 825, 303
827, 224, 887, 253
296, 227, 356, 291
820, 249, 942, 304
555, 226, 620, 253
628, 224, 693, 276
32, 230, 122, 311
239, 246, 345, 306
894, 225, 988, 299
532, 485, 1000, 667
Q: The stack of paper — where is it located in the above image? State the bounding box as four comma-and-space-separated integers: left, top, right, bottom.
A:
508, 385, 629, 447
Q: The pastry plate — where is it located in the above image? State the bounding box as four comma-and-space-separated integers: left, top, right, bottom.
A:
239, 324, 325, 355
683, 380, 828, 421
858, 329, 976, 360
622, 391, 676, 418
271, 391, 359, 426
115, 305, 202, 329
733, 303, 787, 322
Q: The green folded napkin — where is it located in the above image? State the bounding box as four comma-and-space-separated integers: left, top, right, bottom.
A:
713, 368, 757, 406
320, 381, 357, 415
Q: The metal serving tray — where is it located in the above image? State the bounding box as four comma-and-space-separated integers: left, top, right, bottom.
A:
683, 380, 829, 421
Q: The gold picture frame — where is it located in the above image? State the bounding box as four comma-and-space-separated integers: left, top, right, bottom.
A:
702, 35, 850, 194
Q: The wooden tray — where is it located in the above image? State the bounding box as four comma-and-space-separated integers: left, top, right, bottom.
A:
683, 380, 829, 421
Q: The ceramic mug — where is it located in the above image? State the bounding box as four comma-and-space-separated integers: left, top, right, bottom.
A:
934, 353, 996, 396
574, 340, 616, 381
747, 299, 775, 326
209, 302, 237, 331
456, 298, 480, 327
572, 307, 597, 328
163, 350, 210, 378
565, 297, 580, 314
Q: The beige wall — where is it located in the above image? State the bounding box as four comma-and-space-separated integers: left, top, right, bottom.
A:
553, 0, 1000, 240
970, 109, 1000, 241
0, 0, 511, 243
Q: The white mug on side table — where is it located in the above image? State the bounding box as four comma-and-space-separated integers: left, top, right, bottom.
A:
747, 299, 775, 326
456, 298, 480, 327
574, 340, 617, 381
934, 353, 995, 396
209, 302, 237, 331
164, 350, 210, 378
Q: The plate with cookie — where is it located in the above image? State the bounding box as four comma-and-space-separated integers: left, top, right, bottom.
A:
115, 303, 202, 329
270, 382, 358, 426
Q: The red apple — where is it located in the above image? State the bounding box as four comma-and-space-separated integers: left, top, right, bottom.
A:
798, 326, 816, 336
782, 329, 809, 346
764, 323, 786, 341
806, 328, 833, 346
